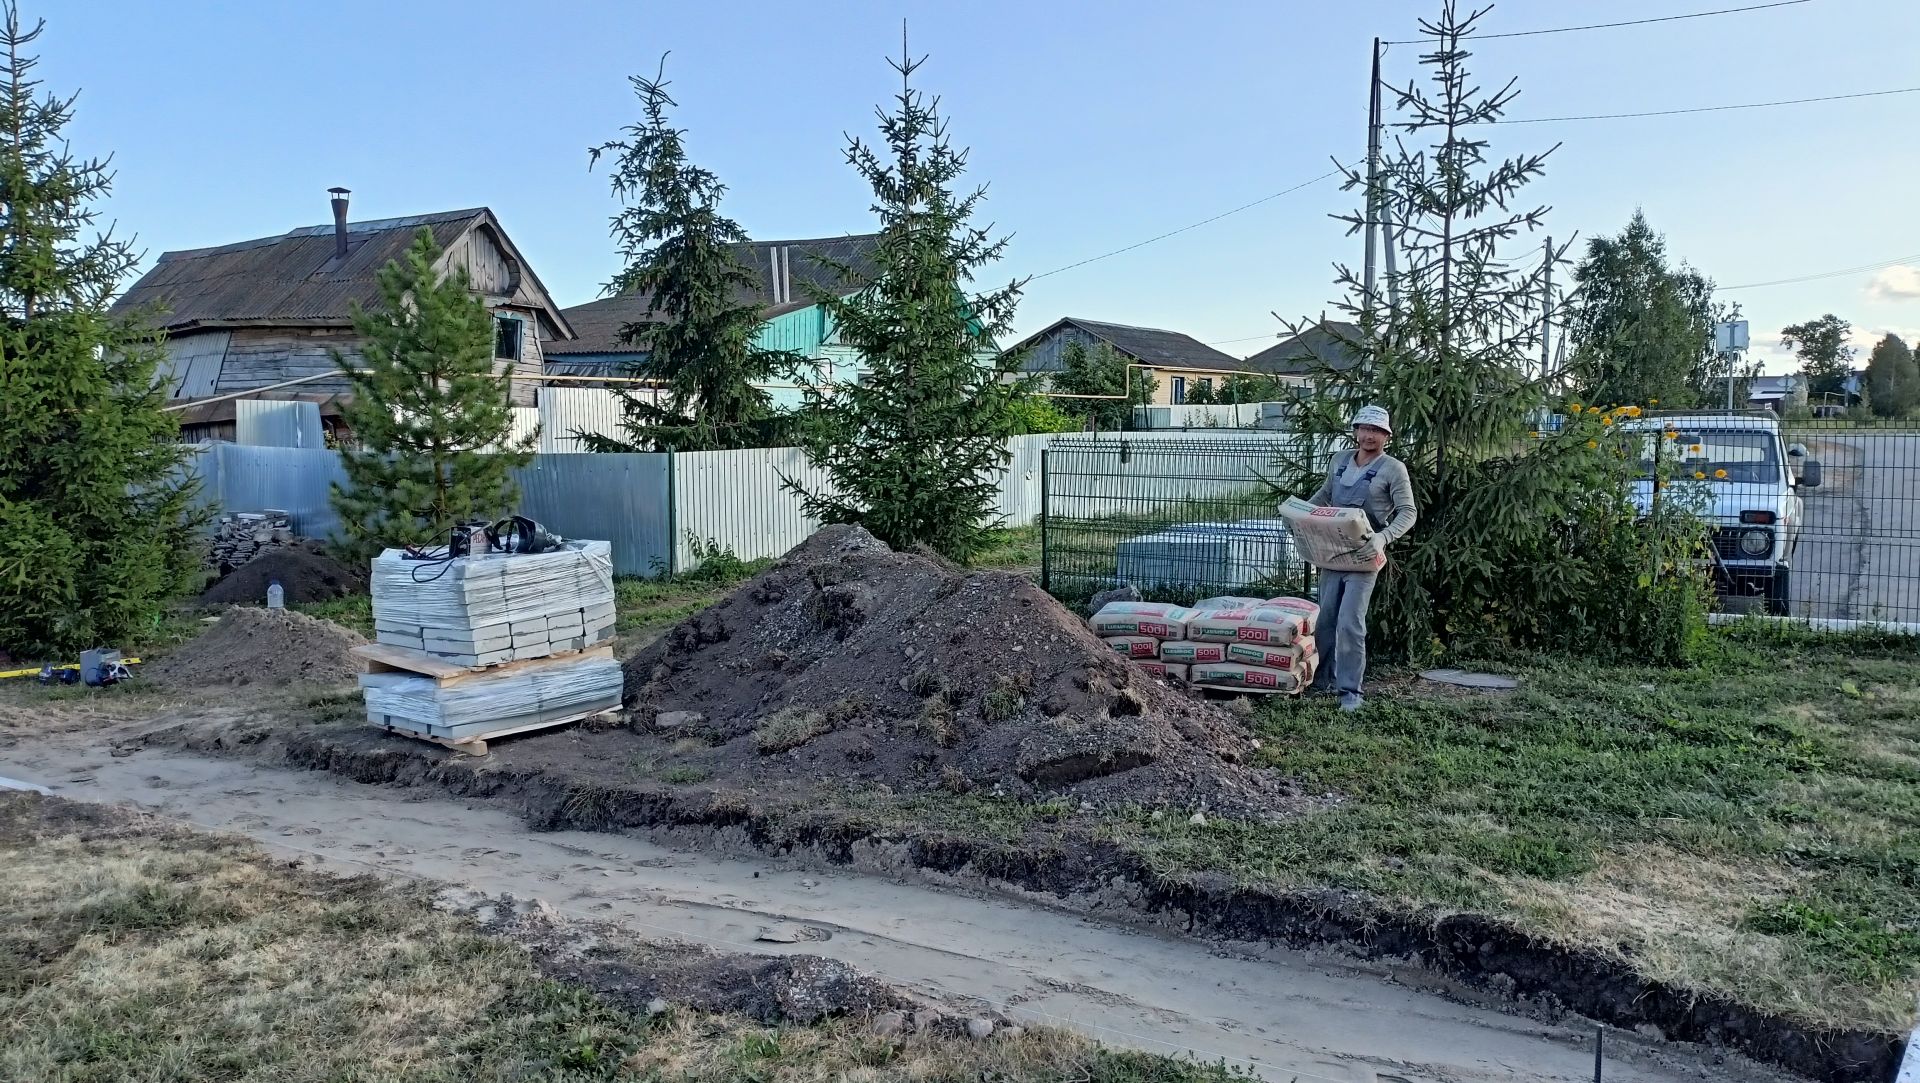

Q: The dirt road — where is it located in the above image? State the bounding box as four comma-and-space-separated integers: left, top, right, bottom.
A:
0, 735, 1796, 1083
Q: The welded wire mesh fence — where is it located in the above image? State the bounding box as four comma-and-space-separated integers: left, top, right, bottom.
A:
1774, 418, 1920, 625
1040, 435, 1329, 609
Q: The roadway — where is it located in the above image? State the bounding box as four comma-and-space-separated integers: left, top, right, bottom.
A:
1791, 431, 1920, 623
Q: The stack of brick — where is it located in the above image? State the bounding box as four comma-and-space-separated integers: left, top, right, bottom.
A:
209, 510, 295, 573
369, 540, 616, 667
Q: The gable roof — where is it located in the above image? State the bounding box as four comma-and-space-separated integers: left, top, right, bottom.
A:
546, 233, 883, 356
1241, 320, 1365, 375
1012, 317, 1246, 373
112, 207, 574, 340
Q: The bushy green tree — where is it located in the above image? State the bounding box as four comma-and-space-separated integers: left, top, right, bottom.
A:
1219, 372, 1289, 402
1048, 340, 1154, 430
1566, 211, 1720, 408
1268, 0, 1708, 663
1184, 378, 1216, 405
785, 45, 1024, 561
584, 58, 801, 452
1864, 333, 1920, 417
329, 229, 533, 556
0, 6, 201, 655
1781, 314, 1856, 401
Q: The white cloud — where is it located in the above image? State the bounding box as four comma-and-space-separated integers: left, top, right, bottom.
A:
1866, 265, 1920, 302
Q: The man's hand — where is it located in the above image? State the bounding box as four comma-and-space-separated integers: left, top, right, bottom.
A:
1354, 534, 1386, 561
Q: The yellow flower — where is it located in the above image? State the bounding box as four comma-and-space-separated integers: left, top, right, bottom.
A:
1601, 416, 1614, 426
1714, 469, 1729, 479
1648, 398, 1659, 405
1624, 405, 1643, 417
1588, 405, 1603, 414
1664, 430, 1679, 440
1586, 439, 1598, 449
1569, 402, 1582, 412
1693, 471, 1707, 480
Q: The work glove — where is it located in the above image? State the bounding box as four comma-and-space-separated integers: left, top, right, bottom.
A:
1354, 534, 1387, 562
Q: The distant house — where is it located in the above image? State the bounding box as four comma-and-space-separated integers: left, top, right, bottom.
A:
113, 190, 574, 440
1241, 319, 1365, 377
1743, 374, 1804, 412
545, 234, 884, 410
1012, 317, 1294, 405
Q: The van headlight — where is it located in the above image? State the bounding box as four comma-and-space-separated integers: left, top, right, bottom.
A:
1739, 528, 1772, 557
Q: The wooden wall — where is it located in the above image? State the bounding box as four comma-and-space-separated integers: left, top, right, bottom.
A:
443, 224, 518, 297
215, 327, 363, 395
159, 331, 232, 397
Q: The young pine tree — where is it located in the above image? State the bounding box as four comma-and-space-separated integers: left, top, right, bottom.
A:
785, 42, 1025, 561
329, 229, 533, 556
1272, 1, 1706, 661
0, 6, 202, 655
585, 58, 801, 452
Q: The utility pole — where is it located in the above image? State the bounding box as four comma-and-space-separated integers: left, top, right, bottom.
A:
1361, 37, 1383, 328
1539, 236, 1553, 382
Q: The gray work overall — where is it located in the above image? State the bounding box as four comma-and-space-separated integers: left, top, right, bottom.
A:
1311, 452, 1383, 697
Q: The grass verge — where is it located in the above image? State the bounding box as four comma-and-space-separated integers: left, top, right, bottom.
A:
0, 792, 1244, 1083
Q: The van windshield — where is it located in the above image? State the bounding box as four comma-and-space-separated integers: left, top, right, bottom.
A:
1635, 429, 1780, 484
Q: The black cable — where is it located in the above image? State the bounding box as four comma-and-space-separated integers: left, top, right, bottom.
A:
1722, 252, 1920, 290
1497, 85, 1920, 124
1027, 166, 1350, 281
1385, 0, 1813, 44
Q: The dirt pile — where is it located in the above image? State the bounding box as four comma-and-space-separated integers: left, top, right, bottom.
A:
198, 547, 368, 607
146, 607, 366, 689
622, 525, 1303, 817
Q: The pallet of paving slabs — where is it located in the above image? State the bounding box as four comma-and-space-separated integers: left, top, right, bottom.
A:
357, 646, 623, 755
350, 641, 612, 683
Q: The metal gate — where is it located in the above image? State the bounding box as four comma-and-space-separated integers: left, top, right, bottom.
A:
1780, 419, 1920, 624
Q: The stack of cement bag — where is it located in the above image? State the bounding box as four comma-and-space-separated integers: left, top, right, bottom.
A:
371, 540, 616, 666
1090, 596, 1319, 694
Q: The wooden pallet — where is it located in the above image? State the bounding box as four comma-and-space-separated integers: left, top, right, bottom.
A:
351, 642, 614, 684
370, 704, 620, 757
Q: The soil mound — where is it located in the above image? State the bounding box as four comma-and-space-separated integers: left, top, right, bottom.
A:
147, 607, 366, 689
199, 547, 368, 606
623, 525, 1303, 817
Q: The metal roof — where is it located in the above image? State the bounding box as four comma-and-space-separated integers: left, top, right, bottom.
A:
1241, 320, 1366, 375
113, 208, 574, 340
546, 233, 882, 356
1011, 317, 1249, 373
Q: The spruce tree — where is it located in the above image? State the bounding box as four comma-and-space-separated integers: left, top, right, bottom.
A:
0, 6, 201, 655
1271, 0, 1706, 661
329, 229, 533, 556
585, 58, 801, 452
785, 41, 1024, 561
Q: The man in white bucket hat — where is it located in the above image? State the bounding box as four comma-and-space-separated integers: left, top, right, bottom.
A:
1305, 404, 1417, 711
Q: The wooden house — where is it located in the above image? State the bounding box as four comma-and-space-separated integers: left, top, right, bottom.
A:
113, 191, 574, 440
1012, 317, 1262, 405
545, 234, 883, 409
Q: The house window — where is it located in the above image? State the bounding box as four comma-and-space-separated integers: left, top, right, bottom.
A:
1198, 377, 1214, 394
1170, 376, 1187, 405
494, 315, 524, 361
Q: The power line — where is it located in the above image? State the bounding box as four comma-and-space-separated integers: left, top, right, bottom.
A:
1027, 166, 1348, 281
1722, 252, 1920, 290
1385, 0, 1812, 44
1498, 84, 1920, 124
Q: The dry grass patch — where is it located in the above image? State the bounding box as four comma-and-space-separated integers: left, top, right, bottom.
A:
0, 793, 1244, 1083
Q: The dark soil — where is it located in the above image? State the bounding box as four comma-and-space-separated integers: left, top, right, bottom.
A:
145, 607, 366, 689
618, 525, 1307, 818
198, 548, 368, 607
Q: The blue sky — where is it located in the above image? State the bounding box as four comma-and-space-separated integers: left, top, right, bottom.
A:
41, 0, 1920, 373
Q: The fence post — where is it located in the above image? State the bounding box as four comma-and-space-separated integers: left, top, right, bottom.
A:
664, 451, 677, 578
1039, 449, 1050, 594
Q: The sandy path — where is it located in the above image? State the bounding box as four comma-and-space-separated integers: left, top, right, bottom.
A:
0, 736, 1795, 1083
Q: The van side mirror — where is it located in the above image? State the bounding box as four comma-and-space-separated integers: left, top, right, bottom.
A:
1798, 459, 1822, 488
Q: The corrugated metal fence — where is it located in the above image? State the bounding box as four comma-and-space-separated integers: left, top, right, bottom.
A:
186, 430, 1279, 578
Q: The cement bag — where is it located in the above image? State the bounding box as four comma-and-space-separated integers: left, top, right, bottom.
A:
1194, 596, 1266, 612
1089, 601, 1191, 640
1136, 661, 1188, 682
1102, 635, 1159, 659
1184, 607, 1306, 645
1278, 497, 1385, 573
1158, 640, 1228, 664
1190, 660, 1310, 693
1259, 596, 1320, 635
1226, 636, 1316, 672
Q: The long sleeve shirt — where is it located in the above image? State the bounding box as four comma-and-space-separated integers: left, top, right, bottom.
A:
1308, 450, 1419, 545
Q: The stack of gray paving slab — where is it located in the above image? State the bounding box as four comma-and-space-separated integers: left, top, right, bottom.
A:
361, 651, 623, 742
370, 540, 616, 666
